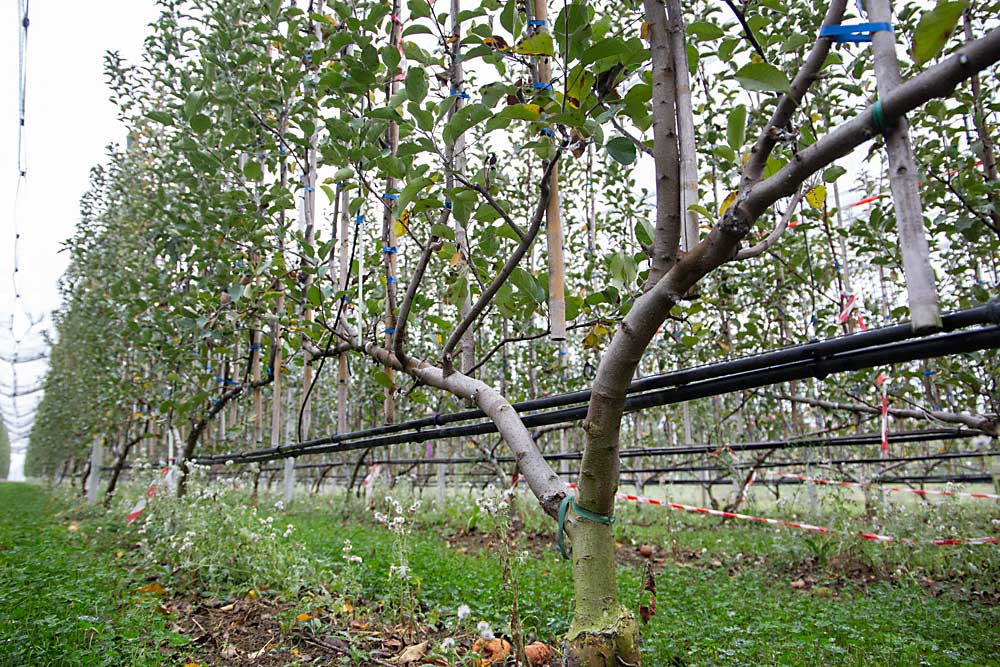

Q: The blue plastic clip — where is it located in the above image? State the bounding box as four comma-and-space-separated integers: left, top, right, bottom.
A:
540, 127, 555, 137
922, 369, 937, 376
249, 344, 262, 351
444, 200, 453, 209
527, 19, 547, 26
450, 89, 470, 99
819, 22, 892, 43
355, 214, 364, 225
305, 51, 313, 61
383, 193, 398, 200
304, 186, 315, 193
386, 276, 397, 283
833, 259, 841, 274
382, 246, 397, 253
336, 181, 346, 188
533, 81, 554, 91
385, 327, 396, 334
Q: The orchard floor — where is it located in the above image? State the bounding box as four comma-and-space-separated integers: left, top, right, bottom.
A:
1, 481, 999, 666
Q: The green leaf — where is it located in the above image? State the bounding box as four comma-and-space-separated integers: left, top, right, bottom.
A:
404, 68, 428, 103
373, 370, 393, 389
823, 165, 847, 183
606, 136, 636, 166
634, 219, 654, 247
243, 160, 263, 181
579, 37, 626, 66
431, 223, 455, 240
726, 105, 747, 151
146, 110, 173, 126
190, 114, 212, 134
687, 21, 725, 40
912, 1, 968, 65
734, 62, 791, 93
514, 31, 554, 56
443, 103, 492, 145
498, 103, 542, 121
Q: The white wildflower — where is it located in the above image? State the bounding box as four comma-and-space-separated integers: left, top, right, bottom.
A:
477, 621, 494, 641
389, 564, 410, 579
441, 637, 456, 650
457, 604, 471, 621
283, 524, 294, 538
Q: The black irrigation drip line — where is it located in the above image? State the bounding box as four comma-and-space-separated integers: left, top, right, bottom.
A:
260, 430, 984, 470
193, 302, 1000, 466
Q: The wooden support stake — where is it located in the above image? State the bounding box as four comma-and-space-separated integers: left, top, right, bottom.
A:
867, 0, 942, 332
532, 0, 566, 342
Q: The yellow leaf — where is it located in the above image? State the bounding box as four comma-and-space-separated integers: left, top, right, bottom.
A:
247, 588, 259, 600
184, 663, 201, 667
640, 21, 651, 40
719, 190, 738, 215
219, 603, 236, 611
482, 36, 509, 51
805, 184, 827, 209
296, 612, 313, 622
393, 220, 407, 237
291, 648, 301, 656
341, 601, 354, 614
449, 251, 464, 268
137, 582, 166, 596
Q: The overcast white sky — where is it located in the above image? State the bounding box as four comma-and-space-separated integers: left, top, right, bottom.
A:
2, 1, 158, 479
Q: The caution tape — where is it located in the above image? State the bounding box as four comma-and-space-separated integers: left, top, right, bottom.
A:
760, 470, 1000, 501
126, 466, 174, 525
562, 484, 997, 546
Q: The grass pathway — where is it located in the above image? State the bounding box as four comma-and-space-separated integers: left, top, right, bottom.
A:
0, 482, 178, 666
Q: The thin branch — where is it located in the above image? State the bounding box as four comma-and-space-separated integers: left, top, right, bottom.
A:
450, 173, 527, 241
722, 0, 768, 62
735, 189, 804, 260
440, 149, 563, 371
393, 212, 449, 364
739, 0, 846, 191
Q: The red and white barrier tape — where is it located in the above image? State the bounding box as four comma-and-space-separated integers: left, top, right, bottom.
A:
563, 484, 997, 546
761, 470, 1000, 501
126, 466, 174, 525
362, 464, 380, 488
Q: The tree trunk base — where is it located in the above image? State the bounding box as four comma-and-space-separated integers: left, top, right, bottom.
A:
564, 607, 641, 667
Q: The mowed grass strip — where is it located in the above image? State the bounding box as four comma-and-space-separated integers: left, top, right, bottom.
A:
0, 482, 179, 667
290, 505, 1000, 667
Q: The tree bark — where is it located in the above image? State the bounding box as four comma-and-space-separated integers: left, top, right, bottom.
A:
868, 0, 941, 332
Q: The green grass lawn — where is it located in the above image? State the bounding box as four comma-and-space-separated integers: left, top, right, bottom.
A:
1, 481, 998, 666
0, 482, 184, 667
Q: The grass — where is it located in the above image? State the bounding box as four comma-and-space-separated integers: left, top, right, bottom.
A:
0, 482, 184, 667
1, 480, 998, 666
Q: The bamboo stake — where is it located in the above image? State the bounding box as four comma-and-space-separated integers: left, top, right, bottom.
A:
666, 0, 699, 254
299, 3, 324, 443
381, 0, 404, 422
86, 434, 103, 504
532, 0, 566, 342
867, 0, 941, 332
447, 0, 475, 374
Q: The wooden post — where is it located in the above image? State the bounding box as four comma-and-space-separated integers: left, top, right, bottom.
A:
666, 0, 699, 254
868, 0, 942, 332
531, 0, 566, 342
86, 435, 103, 504
381, 0, 403, 423
447, 0, 476, 373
